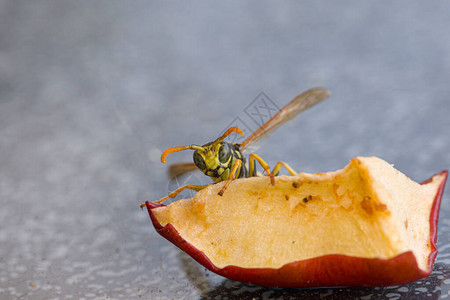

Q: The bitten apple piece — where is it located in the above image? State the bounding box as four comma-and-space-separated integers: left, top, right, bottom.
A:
145, 156, 447, 287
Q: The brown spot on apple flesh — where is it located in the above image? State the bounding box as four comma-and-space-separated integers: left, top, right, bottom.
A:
361, 196, 390, 216
361, 196, 374, 215
374, 202, 388, 213
292, 180, 303, 188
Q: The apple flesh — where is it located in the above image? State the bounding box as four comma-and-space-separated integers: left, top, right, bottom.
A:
144, 157, 447, 287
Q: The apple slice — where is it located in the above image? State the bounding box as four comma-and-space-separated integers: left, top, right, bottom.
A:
144, 156, 447, 287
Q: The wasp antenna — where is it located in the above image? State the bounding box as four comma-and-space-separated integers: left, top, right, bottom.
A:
223, 127, 244, 137
160, 145, 204, 163
213, 127, 244, 147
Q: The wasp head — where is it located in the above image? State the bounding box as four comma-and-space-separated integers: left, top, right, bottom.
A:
193, 141, 233, 178
160, 127, 244, 180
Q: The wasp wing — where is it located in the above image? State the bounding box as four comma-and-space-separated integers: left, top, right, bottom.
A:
240, 87, 331, 153
168, 162, 199, 179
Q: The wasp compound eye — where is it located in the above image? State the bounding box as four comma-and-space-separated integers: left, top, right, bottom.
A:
193, 151, 206, 170
218, 143, 231, 163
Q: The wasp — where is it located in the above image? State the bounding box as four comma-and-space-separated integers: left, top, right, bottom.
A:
155, 87, 330, 203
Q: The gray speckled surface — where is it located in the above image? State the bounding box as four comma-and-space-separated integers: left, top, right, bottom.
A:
1, 1, 450, 299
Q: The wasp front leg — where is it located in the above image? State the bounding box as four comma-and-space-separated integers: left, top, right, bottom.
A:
218, 159, 242, 196
155, 184, 209, 204
248, 154, 276, 185
271, 161, 297, 176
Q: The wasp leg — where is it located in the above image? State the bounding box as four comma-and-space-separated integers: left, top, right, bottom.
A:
248, 154, 275, 185
155, 184, 209, 204
218, 159, 242, 196
271, 161, 297, 176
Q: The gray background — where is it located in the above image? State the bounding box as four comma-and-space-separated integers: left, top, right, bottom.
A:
1, 1, 450, 299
